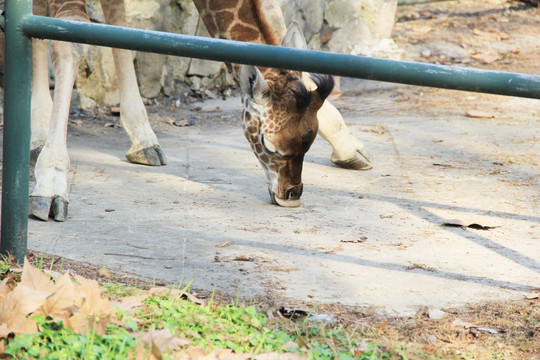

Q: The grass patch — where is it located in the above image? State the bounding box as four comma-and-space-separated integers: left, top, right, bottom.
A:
0, 257, 391, 359
138, 294, 386, 358
4, 316, 137, 360
1, 254, 538, 359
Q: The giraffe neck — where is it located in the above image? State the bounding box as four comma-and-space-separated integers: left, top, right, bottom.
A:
193, 0, 287, 79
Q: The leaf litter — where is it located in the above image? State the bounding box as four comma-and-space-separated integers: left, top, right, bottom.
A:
2, 252, 539, 359
0, 259, 326, 359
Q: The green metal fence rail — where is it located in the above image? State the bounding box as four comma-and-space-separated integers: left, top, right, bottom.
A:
2, 2, 540, 263
2, 0, 32, 263
21, 16, 540, 99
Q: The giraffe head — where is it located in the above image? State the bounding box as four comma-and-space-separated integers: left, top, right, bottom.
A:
239, 25, 333, 207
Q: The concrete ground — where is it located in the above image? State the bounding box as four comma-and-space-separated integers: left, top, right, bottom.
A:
26, 79, 539, 316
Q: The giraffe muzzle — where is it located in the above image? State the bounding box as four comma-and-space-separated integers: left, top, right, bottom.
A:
269, 185, 303, 208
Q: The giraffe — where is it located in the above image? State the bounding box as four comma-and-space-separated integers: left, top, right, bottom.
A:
30, 0, 372, 221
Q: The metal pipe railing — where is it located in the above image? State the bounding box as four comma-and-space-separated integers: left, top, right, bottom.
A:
1, 0, 32, 263
22, 15, 540, 99
3, 8, 540, 263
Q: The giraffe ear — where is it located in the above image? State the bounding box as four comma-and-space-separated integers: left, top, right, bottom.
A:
239, 65, 269, 99
282, 22, 307, 49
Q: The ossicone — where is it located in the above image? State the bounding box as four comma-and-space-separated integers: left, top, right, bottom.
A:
310, 74, 334, 100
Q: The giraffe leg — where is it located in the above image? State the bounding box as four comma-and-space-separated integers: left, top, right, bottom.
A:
302, 73, 372, 170
100, 0, 166, 166
317, 100, 373, 170
30, 0, 53, 161
30, 39, 89, 221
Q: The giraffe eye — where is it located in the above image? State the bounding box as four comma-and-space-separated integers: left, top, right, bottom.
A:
262, 135, 277, 154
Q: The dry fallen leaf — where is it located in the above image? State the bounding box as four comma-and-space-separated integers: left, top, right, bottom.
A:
36, 271, 78, 320
215, 241, 232, 248
140, 326, 191, 358
64, 274, 115, 335
112, 294, 149, 312
233, 255, 256, 262
255, 352, 307, 360
442, 219, 499, 230
406, 263, 437, 272
340, 237, 367, 243
149, 287, 205, 305
131, 341, 156, 360
0, 277, 17, 302
466, 110, 495, 118
180, 346, 207, 359
0, 325, 11, 352
20, 258, 55, 293
432, 163, 455, 168
525, 289, 540, 300
0, 285, 52, 334
98, 266, 112, 278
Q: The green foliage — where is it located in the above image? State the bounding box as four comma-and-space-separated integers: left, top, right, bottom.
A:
142, 294, 390, 359
100, 281, 141, 299
4, 316, 137, 360
143, 295, 292, 354
0, 256, 11, 277
2, 290, 393, 359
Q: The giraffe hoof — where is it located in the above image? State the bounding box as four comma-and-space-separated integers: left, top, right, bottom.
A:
29, 196, 68, 222
126, 145, 167, 166
332, 148, 373, 171
333, 157, 373, 171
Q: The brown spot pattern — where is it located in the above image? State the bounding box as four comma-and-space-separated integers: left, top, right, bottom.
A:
230, 23, 260, 42
215, 10, 235, 32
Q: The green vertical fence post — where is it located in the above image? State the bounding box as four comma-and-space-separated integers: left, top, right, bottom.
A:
1, 0, 32, 264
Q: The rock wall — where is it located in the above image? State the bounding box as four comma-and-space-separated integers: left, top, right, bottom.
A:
278, 0, 400, 57
19, 0, 399, 109
77, 0, 229, 108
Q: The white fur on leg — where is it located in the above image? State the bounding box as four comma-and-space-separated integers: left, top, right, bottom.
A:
30, 144, 70, 202
30, 40, 87, 219
31, 38, 53, 153
112, 48, 165, 165
317, 100, 372, 169
100, 0, 165, 165
114, 49, 159, 150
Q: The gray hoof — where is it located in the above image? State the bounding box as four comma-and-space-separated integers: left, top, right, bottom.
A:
333, 156, 373, 171
126, 145, 167, 166
29, 196, 68, 222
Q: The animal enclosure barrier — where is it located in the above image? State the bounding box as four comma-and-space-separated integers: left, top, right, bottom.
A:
2, 0, 540, 263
